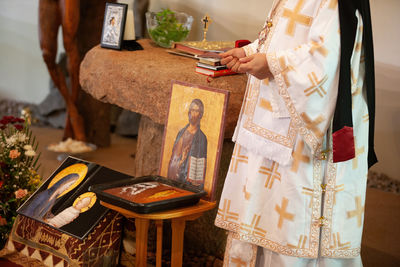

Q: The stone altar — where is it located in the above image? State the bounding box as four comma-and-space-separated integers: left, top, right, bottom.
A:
80, 39, 247, 177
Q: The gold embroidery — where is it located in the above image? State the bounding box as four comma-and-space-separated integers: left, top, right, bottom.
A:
310, 37, 329, 57
288, 235, 308, 249
363, 114, 369, 122
301, 112, 325, 139
352, 87, 361, 110
351, 70, 357, 87
259, 98, 273, 112
329, 0, 338, 10
352, 139, 365, 170
230, 145, 248, 173
263, 78, 270, 85
243, 178, 251, 200
302, 187, 313, 208
291, 140, 310, 172
259, 162, 281, 189
240, 214, 267, 238
329, 232, 351, 250
347, 196, 364, 228
355, 42, 362, 52
275, 197, 295, 229
304, 72, 328, 98
217, 199, 239, 222
279, 57, 294, 87
352, 87, 361, 97
333, 184, 344, 206
244, 79, 297, 148
282, 0, 313, 36
231, 257, 248, 267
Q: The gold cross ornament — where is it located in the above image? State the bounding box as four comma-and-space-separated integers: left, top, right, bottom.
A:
282, 0, 313, 36
275, 197, 295, 229
201, 14, 212, 42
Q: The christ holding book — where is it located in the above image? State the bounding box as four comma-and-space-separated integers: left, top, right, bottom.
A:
167, 99, 207, 188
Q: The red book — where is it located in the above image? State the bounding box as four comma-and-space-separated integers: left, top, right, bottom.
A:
195, 66, 237, 77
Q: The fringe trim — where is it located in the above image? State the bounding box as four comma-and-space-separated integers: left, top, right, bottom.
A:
233, 125, 293, 166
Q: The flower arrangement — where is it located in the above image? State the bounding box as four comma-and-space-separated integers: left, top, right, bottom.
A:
0, 115, 41, 249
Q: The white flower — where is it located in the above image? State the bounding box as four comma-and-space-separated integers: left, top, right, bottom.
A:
6, 136, 16, 145
17, 133, 27, 142
23, 145, 33, 151
25, 150, 36, 157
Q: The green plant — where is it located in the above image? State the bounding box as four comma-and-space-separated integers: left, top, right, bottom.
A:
148, 9, 190, 48
0, 116, 41, 249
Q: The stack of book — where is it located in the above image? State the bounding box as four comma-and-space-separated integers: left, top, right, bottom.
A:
167, 41, 237, 77
195, 56, 236, 77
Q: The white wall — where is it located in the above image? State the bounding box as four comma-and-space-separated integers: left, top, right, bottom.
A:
0, 1, 50, 104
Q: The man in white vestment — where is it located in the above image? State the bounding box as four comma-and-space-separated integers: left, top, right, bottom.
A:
215, 0, 377, 266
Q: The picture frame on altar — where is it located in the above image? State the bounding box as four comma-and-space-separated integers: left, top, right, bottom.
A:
100, 2, 127, 50
159, 81, 229, 201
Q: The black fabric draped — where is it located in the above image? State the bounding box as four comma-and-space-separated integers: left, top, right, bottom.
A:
335, 0, 377, 168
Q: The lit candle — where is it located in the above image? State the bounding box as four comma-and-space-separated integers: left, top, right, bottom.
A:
118, 0, 136, 40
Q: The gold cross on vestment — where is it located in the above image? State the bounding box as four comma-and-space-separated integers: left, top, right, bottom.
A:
301, 112, 325, 139
291, 140, 310, 172
329, 0, 338, 10
304, 72, 328, 98
302, 187, 313, 208
333, 184, 344, 206
346, 196, 364, 227
363, 114, 369, 123
259, 98, 273, 112
310, 37, 329, 57
275, 197, 295, 229
288, 235, 308, 249
259, 162, 281, 189
231, 257, 247, 267
279, 57, 294, 87
240, 214, 267, 237
329, 232, 351, 249
243, 177, 251, 200
352, 139, 365, 170
217, 199, 239, 222
230, 144, 248, 173
283, 0, 313, 36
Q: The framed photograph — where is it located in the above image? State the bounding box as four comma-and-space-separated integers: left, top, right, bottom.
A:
159, 81, 229, 201
100, 2, 127, 50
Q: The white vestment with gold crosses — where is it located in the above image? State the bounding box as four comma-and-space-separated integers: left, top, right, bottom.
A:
215, 0, 369, 265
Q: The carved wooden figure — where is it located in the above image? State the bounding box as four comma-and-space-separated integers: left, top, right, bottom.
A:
39, 0, 86, 141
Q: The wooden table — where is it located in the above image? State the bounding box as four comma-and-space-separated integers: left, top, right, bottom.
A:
101, 200, 216, 267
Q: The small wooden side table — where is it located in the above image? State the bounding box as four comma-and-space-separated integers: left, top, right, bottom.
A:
101, 200, 216, 267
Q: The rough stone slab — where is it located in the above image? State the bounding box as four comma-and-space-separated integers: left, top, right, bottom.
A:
80, 39, 248, 137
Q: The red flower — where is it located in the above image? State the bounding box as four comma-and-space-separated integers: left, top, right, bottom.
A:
14, 124, 23, 131
0, 116, 14, 125
16, 118, 25, 123
0, 180, 3, 188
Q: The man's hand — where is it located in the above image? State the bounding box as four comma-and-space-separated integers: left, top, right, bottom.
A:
219, 48, 246, 72
238, 53, 272, 80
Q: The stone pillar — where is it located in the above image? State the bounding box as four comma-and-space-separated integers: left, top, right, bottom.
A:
135, 115, 164, 177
